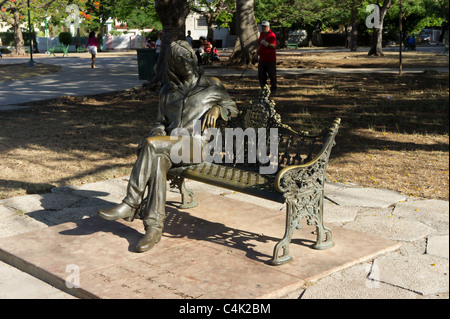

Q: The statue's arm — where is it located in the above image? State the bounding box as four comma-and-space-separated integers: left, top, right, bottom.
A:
148, 94, 168, 137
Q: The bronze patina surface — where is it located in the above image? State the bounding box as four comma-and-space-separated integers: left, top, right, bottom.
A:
97, 40, 238, 252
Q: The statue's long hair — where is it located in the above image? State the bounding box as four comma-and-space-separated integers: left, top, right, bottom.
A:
164, 40, 200, 91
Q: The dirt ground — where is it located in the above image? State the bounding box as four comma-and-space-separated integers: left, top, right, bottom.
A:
0, 49, 448, 201
0, 63, 61, 83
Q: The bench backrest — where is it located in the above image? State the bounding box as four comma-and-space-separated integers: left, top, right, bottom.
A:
217, 86, 340, 176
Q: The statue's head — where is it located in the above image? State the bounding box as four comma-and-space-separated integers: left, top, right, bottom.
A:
165, 40, 199, 89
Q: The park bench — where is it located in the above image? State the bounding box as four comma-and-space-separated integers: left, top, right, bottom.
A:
137, 86, 340, 265
287, 43, 299, 49
49, 44, 69, 57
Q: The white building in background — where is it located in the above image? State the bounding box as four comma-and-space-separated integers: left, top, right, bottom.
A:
0, 21, 9, 32
185, 12, 232, 48
106, 13, 233, 48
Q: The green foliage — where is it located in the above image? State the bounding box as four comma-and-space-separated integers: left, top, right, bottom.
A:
1, 0, 447, 50
58, 31, 72, 45
0, 31, 32, 45
385, 0, 448, 34
0, 32, 15, 47
114, 0, 162, 30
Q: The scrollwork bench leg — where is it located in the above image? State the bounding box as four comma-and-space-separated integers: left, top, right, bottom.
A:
270, 200, 294, 265
312, 194, 334, 250
170, 176, 198, 209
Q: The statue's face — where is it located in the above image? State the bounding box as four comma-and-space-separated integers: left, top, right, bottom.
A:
173, 49, 196, 79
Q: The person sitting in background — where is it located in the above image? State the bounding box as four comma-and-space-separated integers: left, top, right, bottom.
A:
195, 36, 207, 65
204, 38, 220, 62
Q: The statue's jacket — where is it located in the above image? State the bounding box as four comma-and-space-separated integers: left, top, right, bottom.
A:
150, 75, 238, 137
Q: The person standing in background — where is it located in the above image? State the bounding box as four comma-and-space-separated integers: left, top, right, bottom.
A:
186, 30, 193, 47
258, 21, 277, 95
155, 31, 162, 61
86, 31, 100, 68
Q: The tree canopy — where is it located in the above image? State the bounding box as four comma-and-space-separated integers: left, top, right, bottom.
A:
1, 0, 447, 55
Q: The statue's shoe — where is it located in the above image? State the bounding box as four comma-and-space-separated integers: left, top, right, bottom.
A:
136, 226, 162, 253
97, 202, 134, 221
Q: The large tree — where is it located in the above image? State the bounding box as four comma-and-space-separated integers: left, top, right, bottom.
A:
153, 0, 190, 82
367, 0, 392, 56
0, 0, 27, 54
229, 0, 259, 65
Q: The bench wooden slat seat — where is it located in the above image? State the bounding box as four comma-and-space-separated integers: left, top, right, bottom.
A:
168, 162, 282, 205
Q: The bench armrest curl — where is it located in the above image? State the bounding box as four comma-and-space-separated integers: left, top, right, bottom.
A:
274, 118, 341, 193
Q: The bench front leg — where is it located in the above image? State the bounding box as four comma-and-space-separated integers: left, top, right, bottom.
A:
271, 158, 335, 264
270, 199, 295, 265
310, 192, 334, 250
169, 176, 198, 209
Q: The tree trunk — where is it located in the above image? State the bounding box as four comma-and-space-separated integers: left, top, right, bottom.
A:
349, 6, 358, 51
13, 11, 25, 55
33, 33, 38, 53
368, 0, 391, 56
368, 24, 383, 55
206, 14, 215, 41
154, 0, 190, 83
278, 27, 289, 49
229, 0, 259, 65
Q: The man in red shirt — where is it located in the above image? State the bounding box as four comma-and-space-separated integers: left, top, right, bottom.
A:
258, 21, 277, 94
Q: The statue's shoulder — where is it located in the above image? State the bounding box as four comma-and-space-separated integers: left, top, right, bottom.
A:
202, 76, 225, 89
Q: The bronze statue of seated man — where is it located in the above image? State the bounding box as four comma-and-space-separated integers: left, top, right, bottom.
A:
97, 40, 238, 252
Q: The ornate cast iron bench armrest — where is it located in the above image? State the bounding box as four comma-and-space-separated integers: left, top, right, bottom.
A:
270, 118, 340, 265
274, 118, 341, 193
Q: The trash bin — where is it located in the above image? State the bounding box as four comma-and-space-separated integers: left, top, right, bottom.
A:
136, 48, 156, 80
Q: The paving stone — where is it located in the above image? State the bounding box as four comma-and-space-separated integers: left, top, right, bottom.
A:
301, 262, 420, 299
0, 205, 17, 220
0, 193, 82, 214
0, 213, 47, 238
368, 252, 449, 295
324, 183, 406, 208
343, 207, 435, 242
323, 201, 358, 223
399, 239, 427, 256
73, 178, 128, 205
0, 261, 75, 299
427, 235, 449, 259
393, 199, 449, 235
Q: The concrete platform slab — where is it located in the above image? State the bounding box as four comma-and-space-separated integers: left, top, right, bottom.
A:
0, 192, 400, 299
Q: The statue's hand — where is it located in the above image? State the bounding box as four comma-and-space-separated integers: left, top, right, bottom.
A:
202, 106, 220, 131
